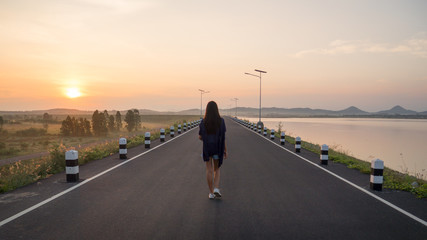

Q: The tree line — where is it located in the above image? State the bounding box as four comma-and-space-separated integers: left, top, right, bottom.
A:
60, 109, 142, 136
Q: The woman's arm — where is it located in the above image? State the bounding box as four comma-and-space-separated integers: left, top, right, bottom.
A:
223, 140, 227, 159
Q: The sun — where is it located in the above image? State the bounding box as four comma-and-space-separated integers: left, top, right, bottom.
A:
65, 87, 82, 98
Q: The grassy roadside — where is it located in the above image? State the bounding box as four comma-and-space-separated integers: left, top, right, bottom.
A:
0, 115, 200, 160
242, 119, 427, 199
0, 117, 200, 193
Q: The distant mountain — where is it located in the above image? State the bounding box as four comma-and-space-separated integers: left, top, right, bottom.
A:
230, 106, 370, 117
0, 108, 91, 115
336, 106, 369, 115
226, 105, 427, 118
1, 106, 426, 118
176, 108, 201, 115
375, 105, 418, 115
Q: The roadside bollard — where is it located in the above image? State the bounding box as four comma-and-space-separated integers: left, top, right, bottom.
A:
295, 137, 301, 153
160, 128, 165, 142
263, 127, 267, 136
145, 132, 151, 148
270, 129, 275, 140
370, 159, 384, 191
258, 125, 262, 133
65, 150, 79, 182
280, 132, 285, 145
320, 144, 328, 165
170, 126, 175, 137
178, 124, 182, 134
183, 123, 187, 131
119, 138, 127, 159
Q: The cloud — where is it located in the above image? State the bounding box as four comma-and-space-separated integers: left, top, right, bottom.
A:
293, 34, 427, 58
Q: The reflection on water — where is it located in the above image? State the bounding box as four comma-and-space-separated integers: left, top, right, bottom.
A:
245, 117, 427, 179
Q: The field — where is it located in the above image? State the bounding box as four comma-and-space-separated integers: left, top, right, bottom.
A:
0, 115, 200, 160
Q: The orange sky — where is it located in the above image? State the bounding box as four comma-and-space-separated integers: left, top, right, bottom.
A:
1, 0, 426, 112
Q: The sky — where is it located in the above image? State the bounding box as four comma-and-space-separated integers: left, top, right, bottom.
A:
0, 0, 426, 112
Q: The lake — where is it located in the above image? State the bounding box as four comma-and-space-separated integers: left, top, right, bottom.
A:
244, 117, 427, 179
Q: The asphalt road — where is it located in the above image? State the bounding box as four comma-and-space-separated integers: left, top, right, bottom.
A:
0, 118, 426, 239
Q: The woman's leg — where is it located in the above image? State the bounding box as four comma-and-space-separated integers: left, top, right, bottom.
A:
205, 158, 214, 193
213, 160, 221, 189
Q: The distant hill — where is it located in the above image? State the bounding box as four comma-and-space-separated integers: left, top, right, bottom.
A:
0, 108, 91, 115
176, 108, 201, 115
375, 105, 418, 115
336, 106, 369, 115
229, 106, 370, 117
1, 105, 426, 118
227, 105, 426, 118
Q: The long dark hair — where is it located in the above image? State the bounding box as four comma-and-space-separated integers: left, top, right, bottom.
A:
204, 101, 221, 134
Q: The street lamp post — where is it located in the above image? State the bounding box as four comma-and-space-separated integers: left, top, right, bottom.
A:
198, 89, 209, 118
245, 69, 267, 128
231, 98, 238, 118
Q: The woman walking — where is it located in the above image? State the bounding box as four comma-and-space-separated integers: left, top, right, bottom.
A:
199, 101, 227, 199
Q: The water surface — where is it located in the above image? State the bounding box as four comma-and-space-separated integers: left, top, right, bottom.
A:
244, 117, 427, 179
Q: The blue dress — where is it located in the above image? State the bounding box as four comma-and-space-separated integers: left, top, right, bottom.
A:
199, 118, 226, 167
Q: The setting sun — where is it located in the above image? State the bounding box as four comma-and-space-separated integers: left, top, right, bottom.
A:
65, 87, 82, 98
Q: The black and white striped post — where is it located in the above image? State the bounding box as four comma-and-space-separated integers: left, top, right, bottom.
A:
65, 150, 79, 182
263, 127, 267, 136
170, 126, 175, 137
183, 123, 187, 131
160, 128, 165, 142
370, 159, 384, 191
178, 124, 182, 134
320, 144, 328, 165
295, 136, 301, 153
119, 138, 127, 159
145, 132, 151, 148
280, 132, 285, 145
270, 129, 275, 140
258, 125, 262, 134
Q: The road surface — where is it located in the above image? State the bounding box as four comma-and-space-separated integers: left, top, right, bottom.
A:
0, 117, 426, 239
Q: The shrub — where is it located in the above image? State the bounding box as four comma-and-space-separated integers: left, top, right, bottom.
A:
0, 147, 20, 157
16, 128, 47, 137
20, 142, 29, 150
48, 143, 66, 174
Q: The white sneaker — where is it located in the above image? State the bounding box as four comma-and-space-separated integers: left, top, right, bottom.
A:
213, 188, 222, 198
209, 193, 215, 199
